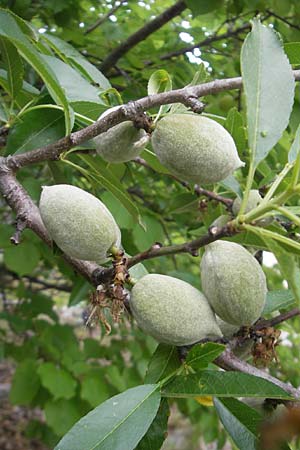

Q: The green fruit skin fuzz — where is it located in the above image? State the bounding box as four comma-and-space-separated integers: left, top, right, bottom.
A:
151, 114, 244, 184
130, 274, 222, 346
94, 121, 147, 163
39, 185, 121, 262
200, 241, 267, 326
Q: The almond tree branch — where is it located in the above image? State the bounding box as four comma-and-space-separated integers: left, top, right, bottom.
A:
99, 0, 187, 74
85, 1, 126, 35
4, 70, 300, 171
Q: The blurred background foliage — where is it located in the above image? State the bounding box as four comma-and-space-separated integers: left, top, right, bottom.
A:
1, 0, 300, 448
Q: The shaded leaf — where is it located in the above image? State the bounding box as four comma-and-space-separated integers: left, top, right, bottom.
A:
45, 398, 83, 437
224, 107, 246, 153
214, 397, 261, 450
5, 108, 65, 155
284, 42, 300, 65
38, 362, 77, 400
186, 342, 225, 371
263, 290, 295, 315
288, 123, 300, 163
69, 278, 90, 306
10, 359, 40, 405
241, 19, 295, 167
145, 344, 180, 384
162, 371, 292, 399
4, 242, 40, 276
80, 372, 110, 407
186, 0, 223, 16
0, 37, 23, 100
136, 399, 169, 450
54, 384, 161, 450
148, 69, 172, 96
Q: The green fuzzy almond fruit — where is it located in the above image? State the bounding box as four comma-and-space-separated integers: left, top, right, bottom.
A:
130, 274, 222, 346
232, 189, 262, 216
93, 121, 148, 163
216, 316, 239, 339
151, 114, 244, 184
200, 240, 267, 326
39, 184, 121, 263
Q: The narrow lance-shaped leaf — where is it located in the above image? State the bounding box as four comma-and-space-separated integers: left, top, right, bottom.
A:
186, 342, 225, 371
0, 37, 23, 100
54, 384, 161, 450
162, 371, 293, 399
241, 19, 295, 167
0, 10, 73, 134
145, 344, 180, 384
263, 289, 295, 315
214, 397, 262, 450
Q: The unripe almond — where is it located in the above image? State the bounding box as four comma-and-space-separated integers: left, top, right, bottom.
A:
151, 114, 244, 184
232, 189, 262, 216
39, 184, 121, 263
94, 121, 148, 163
200, 240, 267, 326
130, 274, 222, 346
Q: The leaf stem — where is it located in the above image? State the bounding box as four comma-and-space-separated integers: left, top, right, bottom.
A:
261, 162, 293, 204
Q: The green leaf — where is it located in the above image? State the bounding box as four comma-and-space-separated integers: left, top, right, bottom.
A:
263, 290, 295, 315
288, 123, 300, 163
221, 175, 242, 197
148, 69, 172, 96
284, 42, 300, 65
261, 237, 300, 305
214, 397, 261, 450
241, 19, 295, 167
140, 149, 171, 174
0, 68, 39, 107
136, 399, 169, 450
162, 371, 292, 399
4, 241, 40, 276
81, 372, 110, 407
45, 398, 83, 437
0, 223, 14, 247
186, 0, 223, 16
186, 342, 225, 371
133, 214, 164, 250
69, 277, 90, 306
42, 33, 111, 90
38, 362, 77, 400
5, 108, 65, 155
77, 153, 144, 228
145, 344, 180, 384
54, 384, 161, 450
0, 9, 73, 134
10, 359, 40, 405
224, 107, 246, 153
40, 55, 106, 104
0, 37, 23, 100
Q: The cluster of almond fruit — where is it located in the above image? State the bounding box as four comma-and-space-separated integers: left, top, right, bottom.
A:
39, 112, 267, 346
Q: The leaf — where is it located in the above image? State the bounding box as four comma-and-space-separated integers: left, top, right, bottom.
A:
0, 37, 23, 100
214, 397, 261, 450
133, 214, 164, 250
42, 33, 111, 90
145, 344, 180, 384
10, 359, 40, 405
54, 384, 161, 450
224, 107, 246, 153
241, 19, 295, 167
162, 371, 292, 399
186, 342, 225, 371
186, 0, 223, 16
244, 224, 300, 256
284, 42, 300, 65
4, 241, 40, 276
140, 149, 171, 174
5, 108, 65, 155
0, 68, 39, 108
148, 69, 172, 117
136, 399, 169, 450
69, 277, 90, 306
288, 123, 300, 163
262, 237, 300, 305
81, 372, 110, 408
148, 69, 172, 96
45, 398, 83, 437
38, 362, 77, 400
77, 154, 144, 228
221, 175, 242, 197
0, 9, 73, 134
263, 290, 295, 315
40, 55, 106, 104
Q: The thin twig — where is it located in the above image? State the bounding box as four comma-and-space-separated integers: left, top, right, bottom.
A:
85, 1, 125, 35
